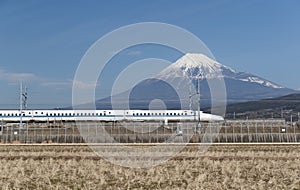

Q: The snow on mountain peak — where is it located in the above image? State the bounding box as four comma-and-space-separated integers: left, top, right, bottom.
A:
157, 53, 285, 89
158, 53, 236, 79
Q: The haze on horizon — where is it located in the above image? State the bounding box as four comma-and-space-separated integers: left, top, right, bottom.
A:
0, 0, 299, 109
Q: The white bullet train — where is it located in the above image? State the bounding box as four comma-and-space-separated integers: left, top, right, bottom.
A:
0, 110, 224, 122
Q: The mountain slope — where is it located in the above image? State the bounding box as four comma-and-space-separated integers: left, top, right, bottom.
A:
158, 53, 284, 89
155, 53, 295, 108
223, 93, 300, 120
93, 53, 296, 110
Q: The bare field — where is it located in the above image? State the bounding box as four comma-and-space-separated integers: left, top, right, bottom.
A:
0, 144, 299, 189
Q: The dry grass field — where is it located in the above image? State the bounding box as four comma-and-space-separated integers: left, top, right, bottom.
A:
0, 144, 299, 189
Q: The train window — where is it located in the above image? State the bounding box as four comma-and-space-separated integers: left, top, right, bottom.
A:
54, 113, 56, 116
100, 113, 102, 116
0, 114, 2, 116
46, 113, 48, 116
23, 114, 25, 116
133, 113, 135, 116
148, 113, 150, 116
109, 112, 111, 114
35, 112, 38, 114
103, 113, 106, 116
185, 113, 187, 115
29, 112, 31, 114
144, 113, 146, 116
81, 113, 83, 116
41, 112, 43, 114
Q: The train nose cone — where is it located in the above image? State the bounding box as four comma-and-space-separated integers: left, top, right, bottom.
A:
211, 115, 224, 121
217, 115, 224, 121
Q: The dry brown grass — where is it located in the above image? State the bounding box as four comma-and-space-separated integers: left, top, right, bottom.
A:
0, 144, 299, 189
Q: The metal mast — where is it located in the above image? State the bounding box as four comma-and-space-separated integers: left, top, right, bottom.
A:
19, 82, 28, 129
20, 82, 23, 129
197, 77, 201, 131
189, 83, 192, 110
23, 86, 28, 110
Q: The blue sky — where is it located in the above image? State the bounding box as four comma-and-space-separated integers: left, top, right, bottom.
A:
0, 0, 299, 109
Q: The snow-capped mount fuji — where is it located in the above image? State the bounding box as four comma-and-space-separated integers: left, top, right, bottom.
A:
157, 53, 283, 89
93, 53, 296, 110
154, 53, 295, 108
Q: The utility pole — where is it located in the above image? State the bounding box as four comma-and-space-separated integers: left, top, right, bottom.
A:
20, 82, 23, 129
197, 77, 201, 133
197, 77, 200, 121
189, 84, 192, 110
188, 76, 201, 134
19, 82, 28, 129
